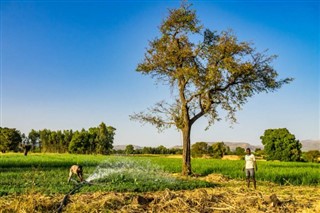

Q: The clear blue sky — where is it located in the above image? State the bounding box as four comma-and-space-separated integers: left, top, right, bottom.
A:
1, 0, 319, 147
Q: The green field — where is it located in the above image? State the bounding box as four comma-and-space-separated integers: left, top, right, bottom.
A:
0, 153, 319, 196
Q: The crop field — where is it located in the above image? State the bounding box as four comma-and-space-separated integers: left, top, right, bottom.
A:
0, 153, 319, 212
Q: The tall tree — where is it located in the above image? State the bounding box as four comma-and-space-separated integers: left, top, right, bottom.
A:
39, 129, 50, 152
68, 130, 91, 154
62, 130, 73, 153
130, 2, 292, 175
260, 128, 302, 161
28, 129, 40, 151
96, 122, 114, 154
90, 123, 116, 154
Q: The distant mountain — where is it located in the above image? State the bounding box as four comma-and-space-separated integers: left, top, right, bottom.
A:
300, 140, 320, 151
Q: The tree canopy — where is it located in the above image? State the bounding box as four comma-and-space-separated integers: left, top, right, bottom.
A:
131, 2, 292, 175
260, 128, 302, 161
191, 142, 209, 157
0, 127, 21, 153
211, 142, 230, 159
303, 150, 320, 163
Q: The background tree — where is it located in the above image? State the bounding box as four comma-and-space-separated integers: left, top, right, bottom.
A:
211, 142, 229, 159
90, 123, 115, 154
68, 130, 91, 154
234, 147, 245, 156
303, 150, 320, 163
156, 145, 169, 154
39, 129, 50, 152
28, 129, 40, 152
260, 128, 302, 161
254, 148, 265, 157
130, 2, 292, 175
0, 127, 21, 153
125, 144, 135, 155
62, 130, 73, 153
95, 123, 108, 154
141, 146, 154, 154
191, 142, 209, 158
34, 123, 115, 154
224, 144, 231, 155
105, 126, 116, 154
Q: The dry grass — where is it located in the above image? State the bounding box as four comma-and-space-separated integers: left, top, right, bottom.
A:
221, 155, 241, 160
0, 174, 319, 213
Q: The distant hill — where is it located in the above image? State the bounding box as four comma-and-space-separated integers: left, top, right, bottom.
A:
300, 140, 320, 151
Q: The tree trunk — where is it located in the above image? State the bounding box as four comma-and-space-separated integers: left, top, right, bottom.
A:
181, 126, 192, 176
178, 77, 192, 176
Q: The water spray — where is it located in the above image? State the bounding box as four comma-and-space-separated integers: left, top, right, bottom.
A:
56, 157, 176, 212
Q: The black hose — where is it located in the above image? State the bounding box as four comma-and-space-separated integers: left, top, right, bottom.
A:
57, 181, 91, 213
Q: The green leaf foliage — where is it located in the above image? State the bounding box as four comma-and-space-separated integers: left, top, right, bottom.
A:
131, 1, 292, 175
260, 128, 302, 161
191, 142, 209, 157
210, 142, 229, 159
303, 150, 320, 163
0, 127, 21, 153
132, 2, 292, 131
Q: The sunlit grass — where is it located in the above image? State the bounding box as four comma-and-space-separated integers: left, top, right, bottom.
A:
0, 154, 214, 196
0, 153, 318, 196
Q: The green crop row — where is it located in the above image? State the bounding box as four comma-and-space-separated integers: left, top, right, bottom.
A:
143, 157, 320, 185
0, 153, 319, 196
142, 157, 319, 185
0, 154, 213, 196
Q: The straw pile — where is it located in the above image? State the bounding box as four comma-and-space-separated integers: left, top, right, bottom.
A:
0, 174, 319, 213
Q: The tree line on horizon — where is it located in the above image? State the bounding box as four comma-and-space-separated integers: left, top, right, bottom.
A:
0, 124, 319, 162
0, 122, 115, 155
118, 142, 252, 157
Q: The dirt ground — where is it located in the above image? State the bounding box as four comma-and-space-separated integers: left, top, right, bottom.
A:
0, 174, 319, 213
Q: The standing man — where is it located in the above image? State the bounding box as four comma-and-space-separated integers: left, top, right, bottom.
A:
243, 148, 257, 189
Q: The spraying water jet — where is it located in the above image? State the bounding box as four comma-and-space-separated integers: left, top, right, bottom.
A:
57, 157, 178, 212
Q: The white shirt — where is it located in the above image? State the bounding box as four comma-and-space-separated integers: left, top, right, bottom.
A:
245, 154, 256, 169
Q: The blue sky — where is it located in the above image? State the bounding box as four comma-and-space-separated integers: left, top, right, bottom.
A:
1, 0, 319, 147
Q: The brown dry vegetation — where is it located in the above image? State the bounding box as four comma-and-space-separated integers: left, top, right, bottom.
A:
0, 174, 319, 213
221, 155, 241, 160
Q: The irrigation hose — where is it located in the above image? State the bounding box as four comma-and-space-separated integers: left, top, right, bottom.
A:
57, 181, 92, 213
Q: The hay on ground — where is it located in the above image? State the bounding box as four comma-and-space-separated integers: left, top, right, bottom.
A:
0, 175, 319, 213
